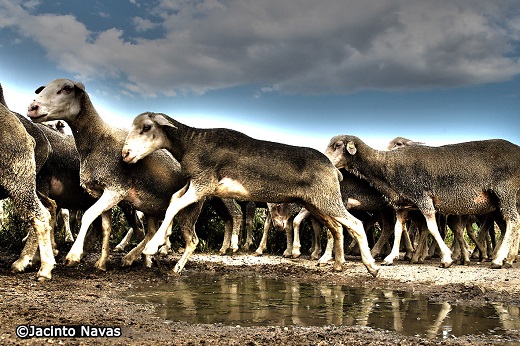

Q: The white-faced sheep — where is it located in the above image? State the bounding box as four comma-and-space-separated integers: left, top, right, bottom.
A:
122, 112, 380, 277
325, 135, 520, 269
27, 78, 241, 272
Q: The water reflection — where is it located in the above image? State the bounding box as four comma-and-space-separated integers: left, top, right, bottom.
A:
126, 273, 520, 339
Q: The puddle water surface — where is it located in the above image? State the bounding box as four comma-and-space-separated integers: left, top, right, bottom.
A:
126, 273, 520, 340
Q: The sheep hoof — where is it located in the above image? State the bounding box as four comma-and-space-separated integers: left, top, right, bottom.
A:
440, 261, 453, 268
333, 262, 344, 271
120, 255, 134, 267
114, 245, 125, 253
168, 270, 182, 278
11, 257, 31, 273
490, 262, 503, 269
381, 261, 394, 266
142, 255, 153, 268
37, 275, 51, 282
503, 262, 513, 269
292, 253, 301, 259
254, 251, 263, 257
317, 261, 329, 267
65, 259, 80, 267
37, 267, 53, 281
368, 265, 381, 278
94, 261, 107, 272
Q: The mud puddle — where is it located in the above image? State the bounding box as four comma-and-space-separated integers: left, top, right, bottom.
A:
125, 272, 520, 340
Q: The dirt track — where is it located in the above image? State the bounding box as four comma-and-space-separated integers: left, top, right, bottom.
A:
1, 249, 520, 345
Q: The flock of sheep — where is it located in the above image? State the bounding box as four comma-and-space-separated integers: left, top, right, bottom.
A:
1, 77, 519, 282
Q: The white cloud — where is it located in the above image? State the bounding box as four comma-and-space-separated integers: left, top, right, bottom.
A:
132, 17, 158, 32
1, 0, 520, 97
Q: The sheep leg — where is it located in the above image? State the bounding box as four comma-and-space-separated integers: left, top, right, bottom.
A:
451, 216, 471, 265
309, 216, 322, 259
65, 190, 121, 266
115, 208, 145, 252
283, 219, 294, 257
11, 199, 55, 280
61, 209, 74, 243
143, 183, 200, 256
242, 202, 255, 250
214, 198, 241, 255
371, 211, 394, 259
12, 229, 39, 272
317, 229, 334, 265
402, 228, 414, 261
114, 227, 134, 252
121, 216, 159, 267
423, 211, 453, 268
94, 210, 112, 271
410, 225, 429, 264
335, 214, 380, 277
32, 208, 55, 281
382, 210, 408, 266
292, 208, 310, 258
492, 206, 520, 268
219, 217, 232, 254
254, 213, 272, 256
171, 200, 203, 274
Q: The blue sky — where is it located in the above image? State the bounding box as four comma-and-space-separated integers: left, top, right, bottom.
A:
1, 0, 519, 150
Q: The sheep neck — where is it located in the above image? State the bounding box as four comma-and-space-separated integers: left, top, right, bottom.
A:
349, 142, 403, 206
159, 117, 193, 163
68, 93, 113, 155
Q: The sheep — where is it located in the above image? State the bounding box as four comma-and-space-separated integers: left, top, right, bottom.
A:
27, 78, 242, 271
325, 135, 520, 269
254, 202, 302, 257
388, 137, 499, 266
19, 122, 149, 269
290, 171, 397, 261
1, 87, 145, 271
0, 101, 54, 280
27, 79, 204, 271
121, 112, 380, 277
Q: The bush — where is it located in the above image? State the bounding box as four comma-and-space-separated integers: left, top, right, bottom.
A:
0, 199, 28, 252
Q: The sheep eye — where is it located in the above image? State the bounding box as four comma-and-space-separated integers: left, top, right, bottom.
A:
58, 85, 73, 95
141, 125, 151, 133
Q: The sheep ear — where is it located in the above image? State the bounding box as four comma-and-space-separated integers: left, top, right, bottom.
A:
74, 82, 86, 93
347, 141, 357, 155
35, 86, 45, 94
155, 114, 177, 129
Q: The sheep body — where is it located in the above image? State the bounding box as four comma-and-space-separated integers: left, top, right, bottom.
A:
27, 79, 204, 270
0, 102, 54, 279
27, 79, 241, 272
122, 112, 380, 276
325, 135, 520, 268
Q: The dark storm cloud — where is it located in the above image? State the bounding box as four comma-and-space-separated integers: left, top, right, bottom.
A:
1, 0, 519, 97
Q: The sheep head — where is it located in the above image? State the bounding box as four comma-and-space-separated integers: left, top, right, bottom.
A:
122, 112, 176, 164
27, 79, 85, 123
325, 135, 360, 170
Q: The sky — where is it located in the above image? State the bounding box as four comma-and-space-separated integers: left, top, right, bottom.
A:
1, 0, 519, 150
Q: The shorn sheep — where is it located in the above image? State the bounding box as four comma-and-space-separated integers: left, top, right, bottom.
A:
0, 100, 54, 280
27, 79, 204, 271
27, 78, 241, 272
122, 112, 380, 277
325, 135, 520, 269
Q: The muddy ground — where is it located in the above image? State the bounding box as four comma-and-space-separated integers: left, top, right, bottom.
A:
1, 248, 520, 345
